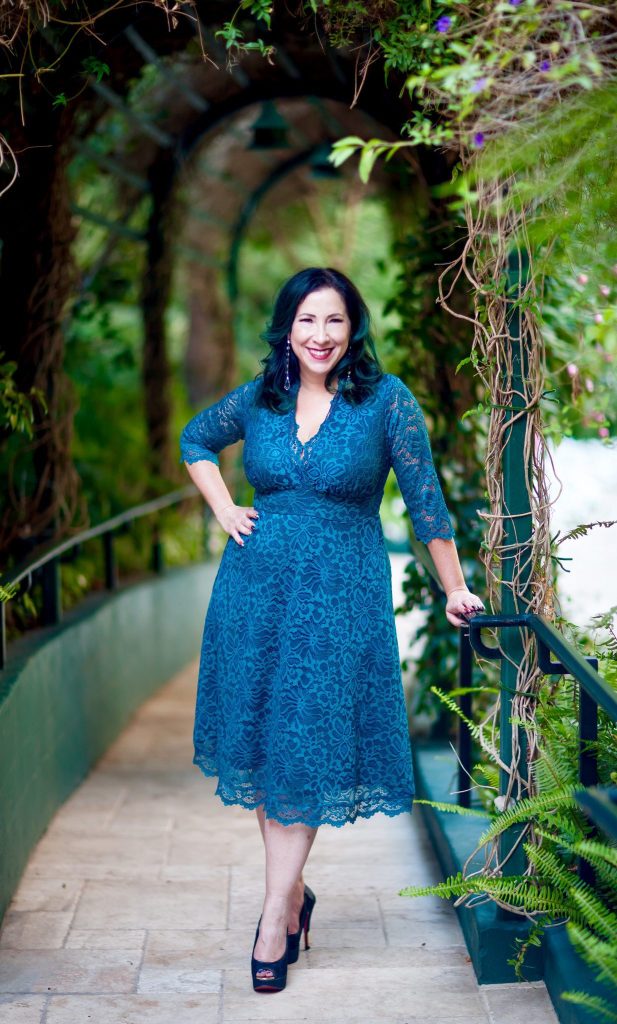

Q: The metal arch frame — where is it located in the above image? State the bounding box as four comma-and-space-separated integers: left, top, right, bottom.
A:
226, 144, 341, 304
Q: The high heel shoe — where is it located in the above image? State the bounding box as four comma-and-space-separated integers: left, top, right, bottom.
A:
251, 919, 289, 993
287, 885, 316, 965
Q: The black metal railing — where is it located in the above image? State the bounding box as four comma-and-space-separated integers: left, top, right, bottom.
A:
465, 613, 616, 796
462, 614, 617, 882
404, 537, 617, 848
0, 485, 200, 670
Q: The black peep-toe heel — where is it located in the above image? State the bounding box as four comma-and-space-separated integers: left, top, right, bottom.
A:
251, 919, 289, 993
287, 885, 317, 965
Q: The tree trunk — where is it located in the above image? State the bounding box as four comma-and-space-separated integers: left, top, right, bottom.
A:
184, 264, 235, 408
0, 110, 84, 564
142, 155, 178, 486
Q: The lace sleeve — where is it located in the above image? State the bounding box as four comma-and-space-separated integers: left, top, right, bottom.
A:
179, 380, 256, 467
385, 376, 455, 544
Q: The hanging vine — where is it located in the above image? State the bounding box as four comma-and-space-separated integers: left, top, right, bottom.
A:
296, 0, 617, 895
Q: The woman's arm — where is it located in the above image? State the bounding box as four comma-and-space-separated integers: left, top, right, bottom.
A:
184, 460, 258, 548
427, 536, 485, 627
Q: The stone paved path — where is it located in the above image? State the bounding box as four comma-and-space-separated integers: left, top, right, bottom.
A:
0, 660, 558, 1024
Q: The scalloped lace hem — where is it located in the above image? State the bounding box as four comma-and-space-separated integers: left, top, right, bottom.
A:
414, 526, 456, 544
193, 756, 415, 828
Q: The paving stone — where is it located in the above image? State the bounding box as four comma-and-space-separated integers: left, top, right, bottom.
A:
297, 937, 470, 969
481, 981, 559, 1023
25, 832, 169, 880
0, 995, 47, 1023
222, 1019, 485, 1024
46, 994, 220, 1024
0, 950, 139, 994
64, 930, 145, 950
144, 929, 252, 971
137, 967, 221, 994
9, 879, 83, 914
72, 878, 228, 931
0, 912, 72, 950
222, 965, 489, 1020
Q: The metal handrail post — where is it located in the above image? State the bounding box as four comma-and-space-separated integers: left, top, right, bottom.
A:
103, 531, 118, 590
457, 626, 473, 808
498, 249, 534, 882
41, 558, 62, 626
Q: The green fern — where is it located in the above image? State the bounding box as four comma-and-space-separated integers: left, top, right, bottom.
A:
534, 832, 617, 889
523, 842, 578, 895
477, 787, 578, 844
413, 799, 490, 818
561, 992, 617, 1023
429, 685, 484, 742
572, 838, 617, 872
407, 604, 617, 1013
569, 886, 617, 943
556, 521, 617, 544
401, 873, 569, 915
473, 761, 499, 790
567, 925, 617, 989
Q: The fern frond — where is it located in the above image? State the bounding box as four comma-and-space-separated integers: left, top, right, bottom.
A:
577, 840, 617, 870
531, 739, 579, 791
429, 686, 482, 740
539, 835, 617, 889
556, 521, 617, 544
478, 787, 578, 844
524, 842, 577, 895
567, 924, 617, 989
474, 762, 499, 789
569, 886, 617, 942
561, 992, 617, 1023
589, 605, 617, 632
401, 874, 568, 915
413, 799, 490, 819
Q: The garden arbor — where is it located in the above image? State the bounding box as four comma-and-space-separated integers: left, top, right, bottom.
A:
1, 6, 616, 1015
0, 2, 460, 562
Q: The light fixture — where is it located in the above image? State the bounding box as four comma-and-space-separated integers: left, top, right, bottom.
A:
248, 101, 290, 150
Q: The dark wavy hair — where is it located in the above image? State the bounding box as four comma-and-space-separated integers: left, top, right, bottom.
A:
255, 267, 384, 412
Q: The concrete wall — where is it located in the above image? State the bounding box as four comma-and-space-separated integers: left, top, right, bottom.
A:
0, 562, 218, 923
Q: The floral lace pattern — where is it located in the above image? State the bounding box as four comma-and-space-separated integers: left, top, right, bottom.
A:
179, 373, 454, 827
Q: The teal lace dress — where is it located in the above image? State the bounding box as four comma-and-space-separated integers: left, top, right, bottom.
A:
179, 373, 454, 827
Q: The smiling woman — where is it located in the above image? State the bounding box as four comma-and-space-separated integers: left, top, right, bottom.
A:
179, 266, 485, 993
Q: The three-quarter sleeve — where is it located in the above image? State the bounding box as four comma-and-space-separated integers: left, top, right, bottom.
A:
179, 380, 255, 467
385, 375, 454, 544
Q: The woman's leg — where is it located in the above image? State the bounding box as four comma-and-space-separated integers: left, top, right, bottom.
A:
255, 808, 311, 934
253, 811, 317, 977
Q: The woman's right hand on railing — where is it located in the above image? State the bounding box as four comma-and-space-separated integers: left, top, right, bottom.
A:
215, 503, 259, 547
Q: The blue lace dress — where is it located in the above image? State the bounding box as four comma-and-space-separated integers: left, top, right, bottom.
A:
179, 372, 454, 827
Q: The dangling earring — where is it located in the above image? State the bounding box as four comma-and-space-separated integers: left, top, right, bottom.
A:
284, 336, 291, 391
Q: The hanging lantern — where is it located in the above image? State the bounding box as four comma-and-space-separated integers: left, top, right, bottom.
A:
248, 101, 290, 149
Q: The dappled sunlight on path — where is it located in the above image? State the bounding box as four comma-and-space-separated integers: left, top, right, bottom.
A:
0, 662, 558, 1024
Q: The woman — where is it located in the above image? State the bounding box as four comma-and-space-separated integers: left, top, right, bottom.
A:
179, 267, 484, 993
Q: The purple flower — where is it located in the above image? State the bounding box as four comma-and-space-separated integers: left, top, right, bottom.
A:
539, 59, 551, 72
470, 77, 488, 94
472, 131, 485, 147
435, 16, 452, 33
509, 0, 522, 6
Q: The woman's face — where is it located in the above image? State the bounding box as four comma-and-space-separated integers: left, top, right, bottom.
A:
288, 287, 351, 383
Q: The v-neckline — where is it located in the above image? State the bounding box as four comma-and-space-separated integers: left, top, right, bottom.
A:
292, 383, 340, 448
